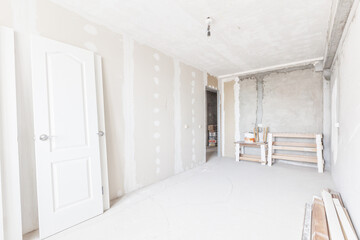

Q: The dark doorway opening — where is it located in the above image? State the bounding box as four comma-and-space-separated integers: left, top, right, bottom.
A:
206, 89, 218, 161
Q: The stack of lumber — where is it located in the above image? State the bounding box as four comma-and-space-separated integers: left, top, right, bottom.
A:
302, 189, 358, 240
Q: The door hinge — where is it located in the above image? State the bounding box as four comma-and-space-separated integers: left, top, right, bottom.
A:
102, 186, 104, 195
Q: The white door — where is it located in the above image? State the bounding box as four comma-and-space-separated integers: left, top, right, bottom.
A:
31, 36, 103, 239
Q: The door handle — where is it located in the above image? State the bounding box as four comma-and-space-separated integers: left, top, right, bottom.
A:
97, 131, 105, 137
39, 134, 49, 141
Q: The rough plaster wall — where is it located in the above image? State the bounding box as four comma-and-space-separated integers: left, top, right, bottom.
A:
133, 42, 175, 185
262, 69, 323, 133
239, 78, 257, 137
224, 81, 235, 158
330, 3, 360, 233
179, 63, 206, 170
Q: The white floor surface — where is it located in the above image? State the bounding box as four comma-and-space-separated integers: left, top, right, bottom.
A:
24, 156, 334, 240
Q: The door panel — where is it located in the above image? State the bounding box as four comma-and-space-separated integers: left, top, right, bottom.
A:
47, 53, 89, 150
31, 36, 103, 239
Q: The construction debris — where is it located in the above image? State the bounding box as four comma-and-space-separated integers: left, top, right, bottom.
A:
302, 189, 358, 240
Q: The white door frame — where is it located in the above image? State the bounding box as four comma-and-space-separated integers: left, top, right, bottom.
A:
219, 77, 236, 157
94, 55, 110, 211
0, 26, 23, 240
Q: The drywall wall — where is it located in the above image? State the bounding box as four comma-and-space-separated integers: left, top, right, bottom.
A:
179, 63, 206, 171
224, 81, 235, 157
1, 0, 206, 234
330, 2, 360, 233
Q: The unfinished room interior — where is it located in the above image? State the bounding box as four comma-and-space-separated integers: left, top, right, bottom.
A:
1, 0, 360, 239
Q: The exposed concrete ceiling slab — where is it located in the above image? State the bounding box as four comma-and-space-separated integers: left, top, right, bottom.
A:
50, 0, 332, 77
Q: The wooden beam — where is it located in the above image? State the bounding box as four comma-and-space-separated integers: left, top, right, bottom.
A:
239, 154, 262, 162
273, 142, 317, 148
322, 190, 345, 240
333, 198, 358, 240
271, 133, 317, 138
272, 146, 316, 152
272, 154, 317, 163
311, 197, 330, 240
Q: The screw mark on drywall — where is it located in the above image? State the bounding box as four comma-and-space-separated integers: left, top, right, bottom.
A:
153, 77, 159, 85
152, 54, 161, 176
153, 53, 160, 61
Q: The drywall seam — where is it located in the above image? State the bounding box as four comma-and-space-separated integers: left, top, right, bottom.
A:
234, 77, 240, 142
174, 60, 182, 174
203, 71, 207, 162
220, 79, 225, 156
218, 57, 323, 79
123, 36, 137, 192
234, 77, 240, 160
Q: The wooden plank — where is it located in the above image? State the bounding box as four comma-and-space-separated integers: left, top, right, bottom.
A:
311, 197, 330, 240
272, 146, 316, 152
333, 198, 358, 240
273, 141, 317, 148
272, 133, 317, 138
344, 208, 358, 238
272, 154, 317, 163
239, 154, 262, 162
322, 190, 345, 240
329, 190, 345, 207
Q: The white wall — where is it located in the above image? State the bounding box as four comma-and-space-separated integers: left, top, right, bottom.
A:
0, 0, 206, 234
0, 26, 23, 240
330, 1, 360, 233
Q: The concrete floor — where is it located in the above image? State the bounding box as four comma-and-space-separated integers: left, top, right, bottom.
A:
25, 156, 334, 240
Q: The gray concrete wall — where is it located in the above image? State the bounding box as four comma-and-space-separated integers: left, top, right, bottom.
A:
223, 68, 324, 159
262, 69, 323, 133
330, 2, 360, 234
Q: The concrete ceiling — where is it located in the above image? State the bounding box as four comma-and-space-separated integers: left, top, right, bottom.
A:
51, 0, 332, 77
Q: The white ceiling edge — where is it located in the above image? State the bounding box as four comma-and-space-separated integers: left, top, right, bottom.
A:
49, 1, 210, 75
218, 57, 324, 81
